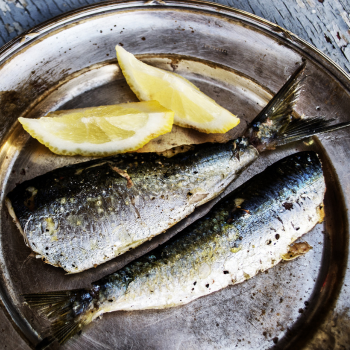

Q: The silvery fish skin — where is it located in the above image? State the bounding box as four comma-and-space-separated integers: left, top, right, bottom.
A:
6, 62, 350, 273
24, 151, 326, 345
6, 142, 258, 273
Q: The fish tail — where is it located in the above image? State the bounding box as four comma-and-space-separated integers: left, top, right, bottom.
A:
23, 288, 98, 346
245, 62, 350, 150
274, 117, 350, 146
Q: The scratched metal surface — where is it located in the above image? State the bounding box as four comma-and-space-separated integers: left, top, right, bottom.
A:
1, 0, 350, 75
0, 1, 350, 350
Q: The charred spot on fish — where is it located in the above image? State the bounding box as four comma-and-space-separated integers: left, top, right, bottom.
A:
45, 247, 48, 250
276, 216, 283, 224
223, 271, 229, 274
191, 288, 194, 291
266, 240, 272, 245
193, 171, 198, 174
273, 337, 278, 344
193, 281, 197, 285
275, 234, 280, 240
20, 169, 26, 175
206, 284, 209, 288
283, 202, 293, 210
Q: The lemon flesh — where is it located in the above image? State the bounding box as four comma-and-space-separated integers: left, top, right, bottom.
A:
19, 101, 174, 156
116, 45, 240, 134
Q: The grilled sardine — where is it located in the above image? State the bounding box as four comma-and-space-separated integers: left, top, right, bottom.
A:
6, 63, 350, 273
6, 142, 257, 273
24, 151, 326, 346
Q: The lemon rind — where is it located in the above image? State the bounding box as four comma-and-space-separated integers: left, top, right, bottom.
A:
116, 45, 240, 134
19, 104, 174, 156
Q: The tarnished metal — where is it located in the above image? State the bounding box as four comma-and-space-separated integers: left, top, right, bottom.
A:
0, 1, 349, 349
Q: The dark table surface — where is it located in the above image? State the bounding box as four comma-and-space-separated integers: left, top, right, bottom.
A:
0, 1, 349, 349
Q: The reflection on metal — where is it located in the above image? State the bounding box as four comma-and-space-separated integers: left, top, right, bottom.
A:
19, 32, 41, 44
0, 1, 349, 349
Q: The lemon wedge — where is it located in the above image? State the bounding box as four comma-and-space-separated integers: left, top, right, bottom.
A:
116, 45, 240, 134
19, 101, 174, 156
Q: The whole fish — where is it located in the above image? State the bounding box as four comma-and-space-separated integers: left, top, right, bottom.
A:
6, 142, 258, 273
24, 151, 326, 346
5, 64, 349, 273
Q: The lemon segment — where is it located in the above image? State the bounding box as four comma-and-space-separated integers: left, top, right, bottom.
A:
19, 101, 174, 156
116, 45, 240, 134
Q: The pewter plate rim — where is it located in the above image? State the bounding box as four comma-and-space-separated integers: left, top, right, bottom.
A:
0, 1, 349, 349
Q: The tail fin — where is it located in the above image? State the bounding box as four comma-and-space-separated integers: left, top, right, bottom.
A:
23, 289, 96, 346
245, 62, 350, 150
252, 62, 305, 127
274, 117, 350, 146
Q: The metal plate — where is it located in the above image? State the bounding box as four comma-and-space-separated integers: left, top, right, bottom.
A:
0, 1, 349, 349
